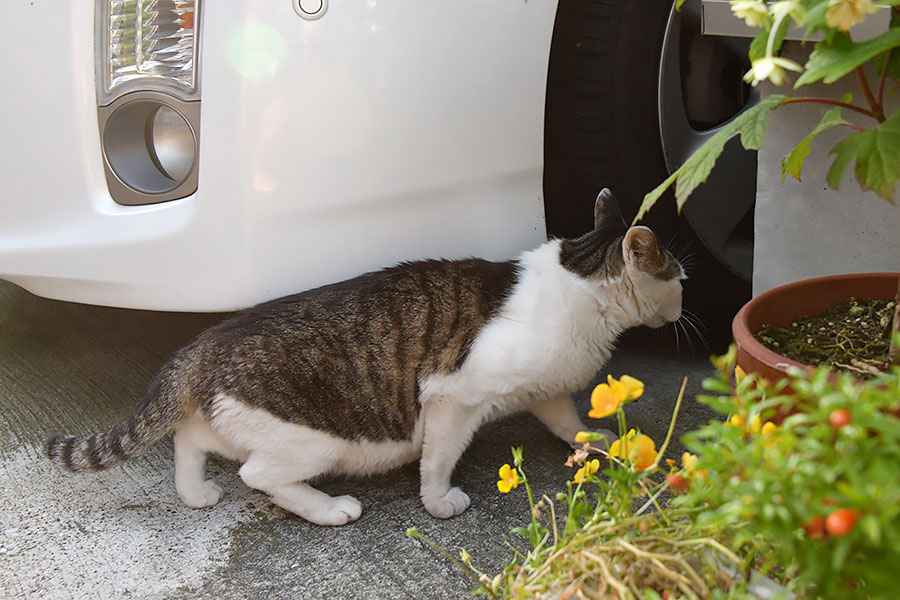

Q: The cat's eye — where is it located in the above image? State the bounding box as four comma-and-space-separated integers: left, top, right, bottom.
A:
96, 0, 201, 205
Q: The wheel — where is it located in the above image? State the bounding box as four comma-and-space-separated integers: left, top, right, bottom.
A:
543, 0, 758, 342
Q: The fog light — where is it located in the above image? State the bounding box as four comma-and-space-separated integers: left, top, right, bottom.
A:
97, 1, 201, 204
100, 93, 199, 203
151, 105, 195, 182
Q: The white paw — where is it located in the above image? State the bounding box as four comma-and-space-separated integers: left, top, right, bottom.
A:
309, 495, 363, 527
180, 480, 224, 509
422, 487, 470, 519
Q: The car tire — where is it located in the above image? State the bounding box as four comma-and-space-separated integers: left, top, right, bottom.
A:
543, 0, 755, 346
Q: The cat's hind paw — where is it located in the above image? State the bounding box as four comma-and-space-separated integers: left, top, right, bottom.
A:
422, 487, 470, 519
179, 480, 225, 509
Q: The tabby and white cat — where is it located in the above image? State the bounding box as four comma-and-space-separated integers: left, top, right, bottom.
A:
47, 189, 684, 526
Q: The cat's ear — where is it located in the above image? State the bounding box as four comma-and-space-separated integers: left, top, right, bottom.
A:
623, 226, 661, 271
593, 188, 627, 230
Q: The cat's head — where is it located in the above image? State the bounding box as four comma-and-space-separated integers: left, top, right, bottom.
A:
559, 188, 684, 328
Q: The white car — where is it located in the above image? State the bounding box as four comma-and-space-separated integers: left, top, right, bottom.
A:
0, 0, 755, 312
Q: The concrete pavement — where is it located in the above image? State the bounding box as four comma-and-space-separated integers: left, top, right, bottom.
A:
0, 279, 721, 599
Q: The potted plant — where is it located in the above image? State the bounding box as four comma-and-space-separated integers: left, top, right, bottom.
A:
636, 0, 900, 379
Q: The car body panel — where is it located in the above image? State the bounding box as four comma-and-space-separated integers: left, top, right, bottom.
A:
0, 1, 554, 311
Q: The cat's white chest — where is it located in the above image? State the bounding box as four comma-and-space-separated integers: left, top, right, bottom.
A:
419, 242, 623, 411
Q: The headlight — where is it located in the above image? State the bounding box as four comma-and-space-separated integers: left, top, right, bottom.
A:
99, 0, 200, 105
97, 0, 201, 205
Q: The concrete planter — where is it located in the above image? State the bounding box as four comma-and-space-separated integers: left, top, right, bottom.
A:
753, 42, 900, 297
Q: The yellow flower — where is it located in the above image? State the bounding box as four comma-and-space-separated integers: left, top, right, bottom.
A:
574, 431, 592, 443
743, 56, 803, 87
748, 414, 762, 434
730, 0, 770, 28
682, 452, 699, 472
588, 375, 645, 419
726, 414, 744, 428
588, 382, 623, 419
497, 464, 519, 493
761, 421, 779, 448
682, 451, 708, 479
615, 374, 645, 401
735, 365, 746, 381
826, 0, 877, 31
610, 430, 658, 471
573, 459, 600, 483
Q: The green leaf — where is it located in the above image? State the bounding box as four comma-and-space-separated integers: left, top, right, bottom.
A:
634, 95, 786, 223
782, 106, 848, 181
827, 109, 900, 201
797, 1, 829, 33
796, 28, 900, 87
748, 28, 770, 63
874, 45, 900, 80
860, 514, 882, 545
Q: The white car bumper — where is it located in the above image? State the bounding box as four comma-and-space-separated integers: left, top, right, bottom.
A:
0, 1, 554, 311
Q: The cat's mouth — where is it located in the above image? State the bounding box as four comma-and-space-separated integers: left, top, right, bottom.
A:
646, 316, 669, 329
647, 310, 681, 329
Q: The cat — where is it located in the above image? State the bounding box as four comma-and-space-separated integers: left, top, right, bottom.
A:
46, 188, 684, 526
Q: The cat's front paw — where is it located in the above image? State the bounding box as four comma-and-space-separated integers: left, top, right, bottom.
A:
422, 487, 471, 519
310, 495, 363, 527
179, 480, 225, 509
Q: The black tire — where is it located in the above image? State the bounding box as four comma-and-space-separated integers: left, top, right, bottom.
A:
543, 0, 752, 347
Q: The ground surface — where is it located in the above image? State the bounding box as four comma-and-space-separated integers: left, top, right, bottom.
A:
0, 280, 722, 599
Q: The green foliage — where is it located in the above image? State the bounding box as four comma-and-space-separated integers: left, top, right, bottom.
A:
637, 0, 900, 224
680, 348, 900, 599
411, 354, 900, 597
782, 106, 849, 181
795, 28, 900, 86
827, 109, 900, 199
635, 95, 785, 223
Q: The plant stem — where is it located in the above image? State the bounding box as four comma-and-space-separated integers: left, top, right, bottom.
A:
877, 48, 891, 110
890, 278, 900, 365
778, 97, 880, 121
406, 528, 499, 599
652, 377, 688, 469
855, 66, 885, 122
519, 465, 542, 547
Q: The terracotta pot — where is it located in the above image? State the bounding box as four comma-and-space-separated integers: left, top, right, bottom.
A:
732, 272, 900, 382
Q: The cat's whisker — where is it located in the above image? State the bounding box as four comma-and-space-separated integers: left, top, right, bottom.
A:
679, 318, 697, 355
679, 310, 710, 354
673, 318, 682, 355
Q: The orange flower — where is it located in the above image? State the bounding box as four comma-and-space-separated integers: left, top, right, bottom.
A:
610, 430, 658, 471
497, 464, 519, 493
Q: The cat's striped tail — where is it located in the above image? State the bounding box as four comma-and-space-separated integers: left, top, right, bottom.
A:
46, 369, 187, 472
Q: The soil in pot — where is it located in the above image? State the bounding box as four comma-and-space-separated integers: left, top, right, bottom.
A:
754, 298, 895, 378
